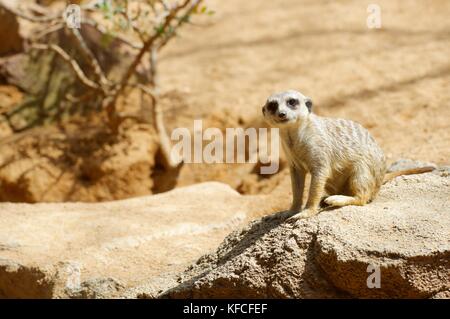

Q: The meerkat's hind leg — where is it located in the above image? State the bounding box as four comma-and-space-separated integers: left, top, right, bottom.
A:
324, 195, 367, 207
325, 167, 374, 208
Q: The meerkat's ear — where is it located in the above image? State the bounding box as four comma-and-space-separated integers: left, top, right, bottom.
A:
305, 98, 313, 112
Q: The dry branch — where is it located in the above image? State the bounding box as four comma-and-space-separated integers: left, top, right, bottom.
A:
117, 0, 201, 95
0, 0, 62, 23
3, 0, 207, 170
68, 28, 110, 89
138, 84, 183, 169
81, 18, 142, 50
104, 0, 203, 133
29, 43, 100, 91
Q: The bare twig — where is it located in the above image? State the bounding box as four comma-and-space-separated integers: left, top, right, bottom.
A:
0, 0, 62, 23
117, 0, 201, 96
68, 27, 110, 89
81, 18, 142, 50
157, 1, 200, 50
29, 43, 100, 91
149, 47, 158, 89
103, 0, 201, 132
117, 4, 147, 42
27, 2, 49, 16
31, 23, 65, 41
138, 84, 183, 169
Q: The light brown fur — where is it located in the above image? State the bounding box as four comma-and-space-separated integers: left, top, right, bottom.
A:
262, 90, 434, 220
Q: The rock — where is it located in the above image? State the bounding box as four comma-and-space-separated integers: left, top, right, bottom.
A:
0, 4, 23, 57
0, 54, 29, 89
432, 290, 450, 299
0, 182, 252, 298
162, 172, 450, 299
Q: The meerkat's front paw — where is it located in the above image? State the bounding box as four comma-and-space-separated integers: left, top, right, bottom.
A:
287, 209, 317, 222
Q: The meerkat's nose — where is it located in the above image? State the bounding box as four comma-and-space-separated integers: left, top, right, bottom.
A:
278, 111, 287, 119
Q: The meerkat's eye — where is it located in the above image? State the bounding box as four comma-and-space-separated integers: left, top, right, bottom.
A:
286, 98, 299, 108
266, 101, 278, 113
305, 99, 313, 112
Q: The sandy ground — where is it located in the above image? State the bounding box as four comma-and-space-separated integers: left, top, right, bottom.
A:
158, 0, 450, 164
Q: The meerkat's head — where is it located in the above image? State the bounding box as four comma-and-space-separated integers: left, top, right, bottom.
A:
262, 90, 313, 127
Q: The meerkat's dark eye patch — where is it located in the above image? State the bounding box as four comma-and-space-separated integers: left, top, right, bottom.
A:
266, 101, 278, 113
305, 99, 313, 112
286, 98, 299, 109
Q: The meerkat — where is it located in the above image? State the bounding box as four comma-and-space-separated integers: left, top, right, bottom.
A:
262, 90, 434, 221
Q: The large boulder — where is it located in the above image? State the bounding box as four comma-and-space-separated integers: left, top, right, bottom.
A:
0, 182, 253, 298
162, 171, 450, 299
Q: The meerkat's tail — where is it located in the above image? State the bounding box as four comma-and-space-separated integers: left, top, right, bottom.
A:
383, 166, 435, 184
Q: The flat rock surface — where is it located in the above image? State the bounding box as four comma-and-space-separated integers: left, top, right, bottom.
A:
0, 182, 252, 298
